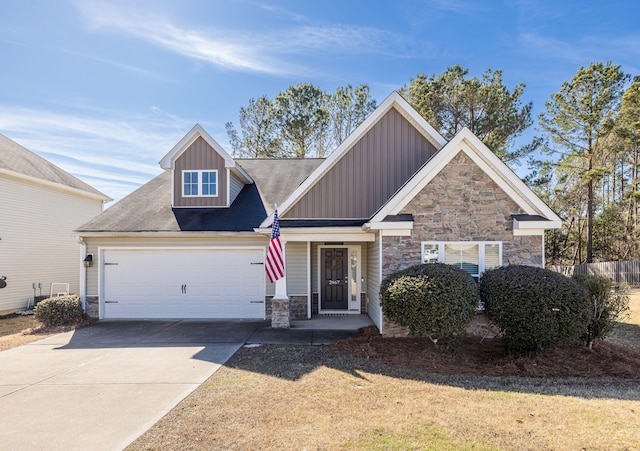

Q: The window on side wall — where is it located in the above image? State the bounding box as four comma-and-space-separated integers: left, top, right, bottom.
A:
421, 241, 502, 282
182, 170, 218, 197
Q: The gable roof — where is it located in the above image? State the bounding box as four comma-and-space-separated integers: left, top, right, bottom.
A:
159, 123, 252, 184
369, 127, 561, 226
0, 133, 110, 201
259, 92, 447, 227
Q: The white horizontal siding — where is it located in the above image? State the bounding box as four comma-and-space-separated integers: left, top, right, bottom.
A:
229, 172, 245, 205
0, 176, 104, 313
286, 242, 308, 295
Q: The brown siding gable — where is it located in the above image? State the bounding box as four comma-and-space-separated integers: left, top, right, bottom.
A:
159, 124, 253, 209
282, 106, 440, 219
172, 136, 229, 208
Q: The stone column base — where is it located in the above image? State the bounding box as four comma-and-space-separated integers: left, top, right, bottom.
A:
271, 298, 290, 329
85, 296, 99, 318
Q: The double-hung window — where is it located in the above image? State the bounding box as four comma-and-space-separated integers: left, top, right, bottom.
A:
182, 170, 218, 197
421, 241, 501, 282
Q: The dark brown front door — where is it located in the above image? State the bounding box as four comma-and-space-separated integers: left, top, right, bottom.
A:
321, 248, 349, 310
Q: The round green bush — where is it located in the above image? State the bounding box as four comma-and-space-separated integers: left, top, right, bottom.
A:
479, 265, 590, 356
380, 263, 478, 353
572, 274, 629, 349
34, 295, 83, 327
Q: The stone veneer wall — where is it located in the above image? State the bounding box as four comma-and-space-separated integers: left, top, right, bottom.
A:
85, 296, 99, 318
381, 151, 543, 336
84, 295, 308, 321
266, 295, 308, 320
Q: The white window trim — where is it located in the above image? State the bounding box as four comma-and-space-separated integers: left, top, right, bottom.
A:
182, 170, 218, 197
421, 241, 502, 278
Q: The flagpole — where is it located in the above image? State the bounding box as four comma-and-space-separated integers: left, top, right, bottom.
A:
269, 205, 289, 328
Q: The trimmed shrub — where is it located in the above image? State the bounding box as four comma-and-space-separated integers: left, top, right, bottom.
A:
572, 274, 630, 349
34, 295, 83, 327
479, 265, 590, 356
380, 263, 478, 353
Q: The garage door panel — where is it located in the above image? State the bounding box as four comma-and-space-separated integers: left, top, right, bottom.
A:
103, 249, 265, 319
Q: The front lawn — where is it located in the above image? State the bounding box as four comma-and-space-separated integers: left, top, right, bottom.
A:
0, 313, 46, 351
0, 312, 96, 351
128, 290, 640, 450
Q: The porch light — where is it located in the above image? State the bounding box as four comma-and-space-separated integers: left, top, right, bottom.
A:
84, 254, 93, 268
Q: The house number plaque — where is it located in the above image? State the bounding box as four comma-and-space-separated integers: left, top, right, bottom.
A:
328, 280, 340, 285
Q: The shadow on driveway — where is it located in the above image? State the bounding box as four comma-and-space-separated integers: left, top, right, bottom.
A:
53, 319, 362, 352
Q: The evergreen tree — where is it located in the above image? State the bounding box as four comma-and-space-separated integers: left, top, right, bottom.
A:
539, 62, 629, 263
225, 96, 281, 158
402, 65, 533, 166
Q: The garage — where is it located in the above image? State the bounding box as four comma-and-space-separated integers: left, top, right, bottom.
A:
101, 248, 266, 319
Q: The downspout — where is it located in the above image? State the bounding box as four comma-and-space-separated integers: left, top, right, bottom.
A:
307, 241, 311, 319
542, 231, 546, 269
378, 231, 384, 335
77, 235, 87, 311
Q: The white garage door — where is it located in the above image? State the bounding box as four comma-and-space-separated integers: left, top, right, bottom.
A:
102, 249, 265, 319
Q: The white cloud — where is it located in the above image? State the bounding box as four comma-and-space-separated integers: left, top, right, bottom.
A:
75, 1, 301, 75
519, 31, 640, 72
0, 105, 195, 202
249, 1, 308, 22
74, 1, 423, 76
519, 33, 593, 64
61, 49, 170, 81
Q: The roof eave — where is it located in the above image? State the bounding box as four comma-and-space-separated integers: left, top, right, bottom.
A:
259, 92, 447, 228
76, 230, 263, 238
1, 168, 111, 202
370, 127, 561, 224
159, 124, 253, 184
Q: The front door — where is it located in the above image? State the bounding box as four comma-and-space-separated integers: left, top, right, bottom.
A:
321, 248, 349, 310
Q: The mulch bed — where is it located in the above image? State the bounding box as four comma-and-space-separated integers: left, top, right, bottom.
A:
331, 326, 640, 379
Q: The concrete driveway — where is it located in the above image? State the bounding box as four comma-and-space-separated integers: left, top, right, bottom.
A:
0, 320, 268, 451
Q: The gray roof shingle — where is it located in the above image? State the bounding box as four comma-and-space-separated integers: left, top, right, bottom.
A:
0, 133, 109, 198
77, 158, 324, 233
237, 158, 323, 215
77, 171, 176, 232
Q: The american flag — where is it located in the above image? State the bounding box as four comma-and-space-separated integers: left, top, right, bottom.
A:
265, 209, 285, 283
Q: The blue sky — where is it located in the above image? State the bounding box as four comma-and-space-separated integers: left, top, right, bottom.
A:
1, 0, 638, 204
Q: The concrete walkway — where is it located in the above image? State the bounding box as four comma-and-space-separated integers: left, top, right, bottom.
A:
0, 316, 372, 451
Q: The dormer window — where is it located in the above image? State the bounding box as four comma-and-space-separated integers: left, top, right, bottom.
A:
182, 170, 218, 197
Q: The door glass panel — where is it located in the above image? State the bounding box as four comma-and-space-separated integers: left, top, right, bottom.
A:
350, 250, 357, 301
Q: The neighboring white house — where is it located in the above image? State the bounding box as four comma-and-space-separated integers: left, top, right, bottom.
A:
0, 134, 111, 314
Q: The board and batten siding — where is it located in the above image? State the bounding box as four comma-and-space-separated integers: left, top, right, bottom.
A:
284, 107, 439, 219
1, 176, 104, 313
83, 235, 268, 296
173, 137, 228, 207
